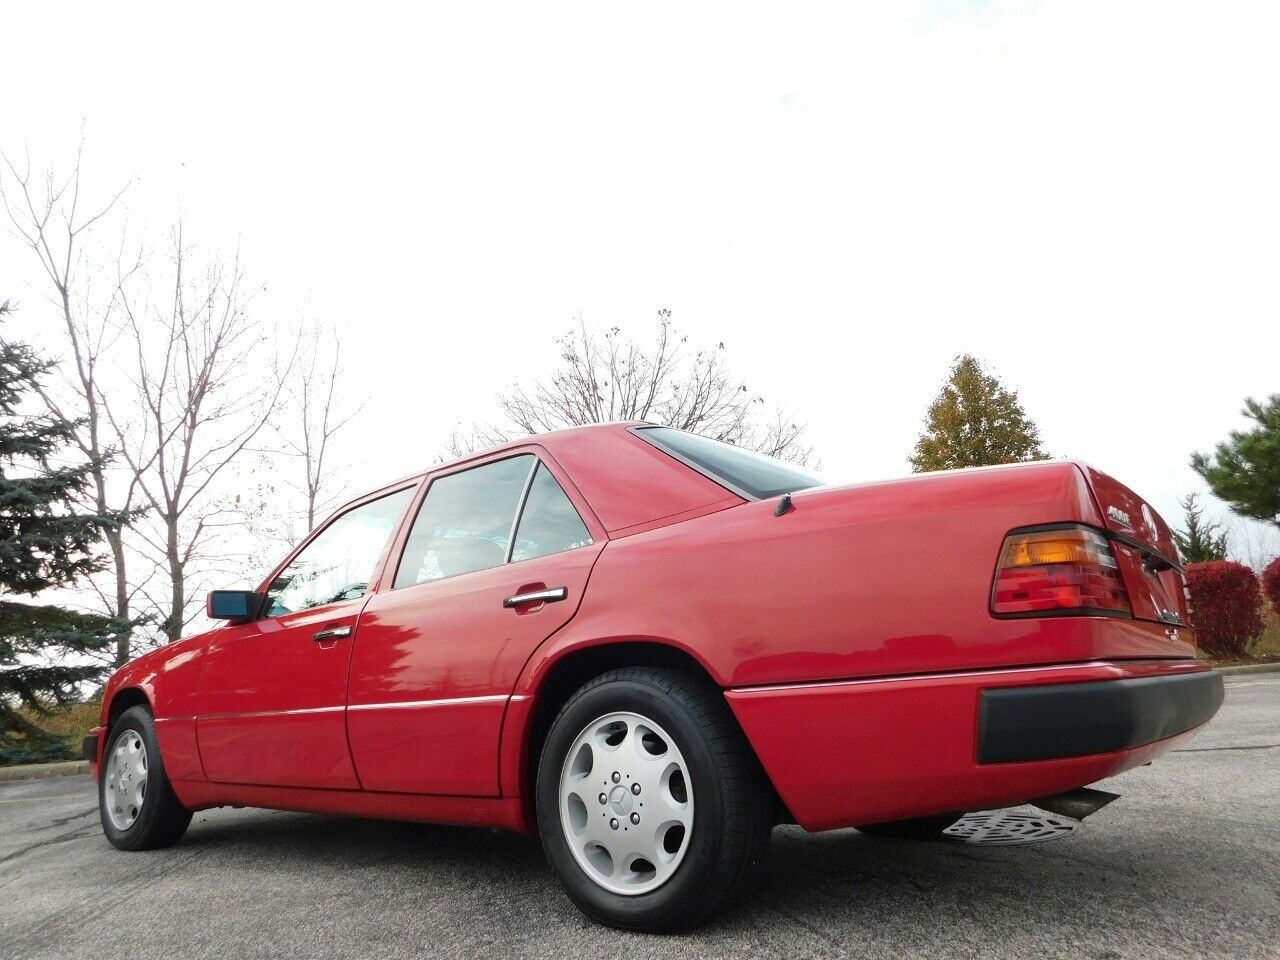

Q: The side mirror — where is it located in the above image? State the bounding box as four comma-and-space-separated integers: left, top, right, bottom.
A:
207, 590, 262, 621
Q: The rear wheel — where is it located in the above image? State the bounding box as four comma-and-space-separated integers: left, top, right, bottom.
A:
99, 705, 192, 850
536, 667, 772, 932
856, 812, 964, 840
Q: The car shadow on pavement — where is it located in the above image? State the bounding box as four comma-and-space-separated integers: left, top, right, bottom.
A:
175, 806, 1225, 951
183, 807, 548, 872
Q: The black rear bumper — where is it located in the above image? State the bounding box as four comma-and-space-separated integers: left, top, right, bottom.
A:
978, 668, 1224, 764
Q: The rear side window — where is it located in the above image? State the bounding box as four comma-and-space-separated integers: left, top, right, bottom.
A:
511, 463, 592, 563
265, 487, 414, 616
635, 426, 824, 500
395, 455, 534, 587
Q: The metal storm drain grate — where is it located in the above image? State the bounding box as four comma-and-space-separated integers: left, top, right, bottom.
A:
943, 809, 1079, 845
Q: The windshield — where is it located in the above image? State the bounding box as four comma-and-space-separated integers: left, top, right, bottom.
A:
635, 426, 824, 500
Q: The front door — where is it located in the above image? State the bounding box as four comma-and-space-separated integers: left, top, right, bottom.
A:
196, 485, 416, 788
348, 452, 604, 796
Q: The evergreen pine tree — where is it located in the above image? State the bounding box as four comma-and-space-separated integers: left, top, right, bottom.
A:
909, 355, 1049, 472
1172, 492, 1229, 563
1, 301, 130, 764
1191, 395, 1280, 529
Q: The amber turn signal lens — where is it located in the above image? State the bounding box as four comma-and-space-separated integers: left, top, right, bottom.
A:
997, 527, 1117, 570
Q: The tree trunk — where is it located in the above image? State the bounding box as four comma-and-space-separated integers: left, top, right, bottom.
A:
105, 527, 131, 665
165, 516, 184, 644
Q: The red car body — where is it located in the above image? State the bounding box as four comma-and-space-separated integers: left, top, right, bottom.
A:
88, 423, 1222, 835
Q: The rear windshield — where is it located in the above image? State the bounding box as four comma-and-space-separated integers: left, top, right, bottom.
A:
635, 426, 825, 500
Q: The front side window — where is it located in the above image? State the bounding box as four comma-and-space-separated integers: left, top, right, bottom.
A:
265, 487, 414, 617
511, 463, 592, 563
395, 455, 535, 588
635, 426, 824, 500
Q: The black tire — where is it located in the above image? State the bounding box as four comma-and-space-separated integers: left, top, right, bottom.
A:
99, 705, 192, 851
536, 666, 773, 932
856, 812, 964, 840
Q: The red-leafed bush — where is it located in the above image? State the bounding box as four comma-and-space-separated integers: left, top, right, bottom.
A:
1263, 557, 1280, 616
1185, 560, 1264, 658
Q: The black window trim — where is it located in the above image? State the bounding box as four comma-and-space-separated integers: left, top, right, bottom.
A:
508, 459, 595, 566
629, 424, 760, 502
504, 457, 540, 564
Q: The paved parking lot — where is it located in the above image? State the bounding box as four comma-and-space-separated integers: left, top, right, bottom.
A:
3, 673, 1276, 960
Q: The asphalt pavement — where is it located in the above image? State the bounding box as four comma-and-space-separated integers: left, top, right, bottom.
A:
2, 673, 1277, 959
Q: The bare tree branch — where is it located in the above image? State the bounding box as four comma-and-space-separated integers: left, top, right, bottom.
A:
447, 310, 812, 464
105, 225, 296, 643
264, 319, 365, 536
0, 136, 139, 665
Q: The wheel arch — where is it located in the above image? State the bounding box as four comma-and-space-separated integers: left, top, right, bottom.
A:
106, 686, 152, 728
509, 639, 777, 831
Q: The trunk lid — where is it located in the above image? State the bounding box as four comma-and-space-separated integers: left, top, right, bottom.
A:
1078, 465, 1190, 628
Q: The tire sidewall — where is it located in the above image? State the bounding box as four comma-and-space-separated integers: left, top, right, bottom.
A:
536, 677, 728, 929
99, 705, 167, 849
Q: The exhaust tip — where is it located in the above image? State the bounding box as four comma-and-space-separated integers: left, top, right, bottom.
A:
1030, 787, 1120, 822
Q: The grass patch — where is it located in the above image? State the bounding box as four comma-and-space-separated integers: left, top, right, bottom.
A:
1253, 607, 1280, 658
1, 700, 101, 766
1204, 606, 1280, 667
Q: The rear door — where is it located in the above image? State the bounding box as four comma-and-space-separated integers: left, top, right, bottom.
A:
196, 485, 416, 788
348, 451, 605, 796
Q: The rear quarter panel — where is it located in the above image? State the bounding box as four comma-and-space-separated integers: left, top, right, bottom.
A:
521, 461, 1194, 691
725, 658, 1211, 829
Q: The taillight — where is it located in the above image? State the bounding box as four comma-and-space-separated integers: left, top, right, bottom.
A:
991, 525, 1131, 617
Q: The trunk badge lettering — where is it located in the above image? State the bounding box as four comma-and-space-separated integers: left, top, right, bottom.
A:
1107, 506, 1133, 528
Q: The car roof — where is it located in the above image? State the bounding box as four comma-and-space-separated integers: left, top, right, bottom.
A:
347, 422, 742, 535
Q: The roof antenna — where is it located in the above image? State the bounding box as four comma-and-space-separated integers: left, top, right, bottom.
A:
774, 493, 794, 517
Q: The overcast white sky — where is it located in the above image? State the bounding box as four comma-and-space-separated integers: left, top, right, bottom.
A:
3, 0, 1278, 562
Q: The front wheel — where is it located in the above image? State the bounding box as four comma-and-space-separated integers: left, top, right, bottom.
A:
536, 667, 772, 932
99, 705, 192, 850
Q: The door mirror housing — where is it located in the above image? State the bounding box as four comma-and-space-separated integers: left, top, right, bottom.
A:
207, 590, 263, 621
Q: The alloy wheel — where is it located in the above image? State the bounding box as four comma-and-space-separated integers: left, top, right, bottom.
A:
104, 729, 148, 831
558, 711, 694, 895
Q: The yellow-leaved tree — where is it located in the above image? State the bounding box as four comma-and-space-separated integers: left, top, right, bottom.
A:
909, 355, 1049, 473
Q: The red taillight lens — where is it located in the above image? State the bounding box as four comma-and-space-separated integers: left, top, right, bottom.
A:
991, 525, 1131, 616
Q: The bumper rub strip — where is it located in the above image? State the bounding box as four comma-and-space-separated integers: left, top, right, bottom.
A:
978, 669, 1224, 764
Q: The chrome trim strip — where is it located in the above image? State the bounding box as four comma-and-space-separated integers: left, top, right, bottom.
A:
199, 705, 346, 720
347, 694, 511, 712
728, 661, 1207, 696
195, 693, 521, 721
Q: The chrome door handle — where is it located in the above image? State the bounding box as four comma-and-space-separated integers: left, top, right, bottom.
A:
313, 625, 353, 642
503, 587, 568, 608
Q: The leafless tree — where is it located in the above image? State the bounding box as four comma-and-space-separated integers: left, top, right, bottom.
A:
0, 140, 141, 665
271, 320, 364, 536
446, 310, 811, 463
106, 225, 293, 643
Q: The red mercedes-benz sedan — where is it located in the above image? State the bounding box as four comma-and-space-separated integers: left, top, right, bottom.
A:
88, 423, 1223, 930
